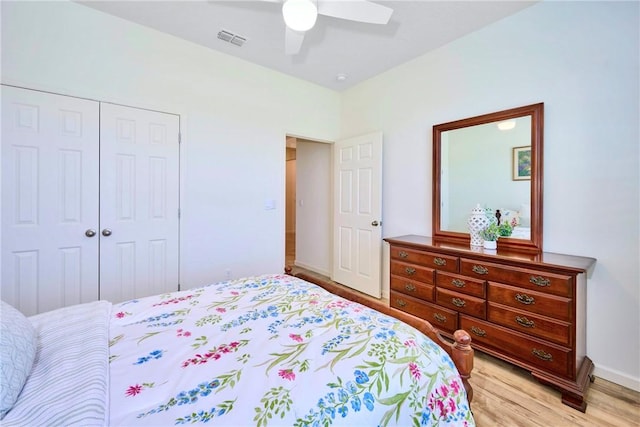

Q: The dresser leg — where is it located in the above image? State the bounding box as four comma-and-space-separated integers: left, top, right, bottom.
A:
532, 356, 594, 413
561, 392, 587, 413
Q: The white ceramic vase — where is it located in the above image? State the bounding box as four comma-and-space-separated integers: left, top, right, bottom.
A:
483, 239, 497, 250
468, 204, 489, 247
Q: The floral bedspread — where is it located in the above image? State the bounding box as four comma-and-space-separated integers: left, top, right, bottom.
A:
109, 274, 474, 426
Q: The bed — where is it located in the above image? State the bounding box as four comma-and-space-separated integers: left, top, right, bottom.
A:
1, 273, 475, 426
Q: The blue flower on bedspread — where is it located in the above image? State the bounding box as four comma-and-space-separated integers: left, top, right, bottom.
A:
133, 349, 164, 365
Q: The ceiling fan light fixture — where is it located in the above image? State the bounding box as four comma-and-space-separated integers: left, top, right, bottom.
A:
282, 0, 318, 32
497, 120, 516, 131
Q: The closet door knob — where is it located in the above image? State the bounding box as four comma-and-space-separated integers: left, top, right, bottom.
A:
102, 228, 112, 237
85, 229, 96, 237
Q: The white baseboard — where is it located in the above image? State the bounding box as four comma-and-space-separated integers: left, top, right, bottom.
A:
293, 261, 331, 278
593, 364, 640, 392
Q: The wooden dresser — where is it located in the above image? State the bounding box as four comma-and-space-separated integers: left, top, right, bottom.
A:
384, 234, 596, 412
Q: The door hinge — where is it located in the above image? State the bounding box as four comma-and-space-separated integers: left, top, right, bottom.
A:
178, 132, 182, 143
178, 208, 181, 219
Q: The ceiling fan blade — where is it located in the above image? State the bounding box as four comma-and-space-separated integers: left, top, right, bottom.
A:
317, 0, 393, 25
285, 26, 305, 55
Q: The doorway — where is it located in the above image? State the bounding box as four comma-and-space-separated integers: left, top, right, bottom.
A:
285, 137, 297, 268
284, 136, 332, 277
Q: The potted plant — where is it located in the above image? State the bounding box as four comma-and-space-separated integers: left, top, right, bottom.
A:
498, 221, 513, 237
479, 223, 500, 249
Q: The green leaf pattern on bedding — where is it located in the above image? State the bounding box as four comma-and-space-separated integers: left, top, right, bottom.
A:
109, 274, 474, 426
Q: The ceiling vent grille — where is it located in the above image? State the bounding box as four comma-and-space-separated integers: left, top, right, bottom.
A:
217, 30, 247, 47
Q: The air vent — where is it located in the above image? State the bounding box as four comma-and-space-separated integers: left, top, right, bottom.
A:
217, 30, 247, 47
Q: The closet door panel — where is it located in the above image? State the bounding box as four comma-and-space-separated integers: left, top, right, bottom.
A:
99, 103, 179, 303
1, 86, 100, 315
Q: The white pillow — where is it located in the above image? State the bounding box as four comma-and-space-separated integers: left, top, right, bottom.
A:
0, 301, 37, 419
519, 203, 531, 227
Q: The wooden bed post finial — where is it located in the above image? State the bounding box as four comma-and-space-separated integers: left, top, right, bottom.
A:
451, 329, 474, 404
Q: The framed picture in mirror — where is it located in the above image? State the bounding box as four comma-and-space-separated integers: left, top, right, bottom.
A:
513, 145, 531, 181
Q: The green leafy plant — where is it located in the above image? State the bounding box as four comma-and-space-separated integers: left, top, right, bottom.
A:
479, 223, 500, 241
498, 221, 513, 237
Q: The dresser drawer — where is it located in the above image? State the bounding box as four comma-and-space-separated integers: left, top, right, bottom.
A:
390, 291, 458, 334
460, 258, 572, 297
390, 276, 434, 302
436, 271, 485, 298
460, 315, 572, 378
390, 245, 458, 273
436, 288, 486, 319
390, 260, 434, 283
488, 283, 571, 322
488, 302, 571, 346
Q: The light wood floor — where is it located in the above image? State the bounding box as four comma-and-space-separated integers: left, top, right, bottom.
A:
287, 266, 640, 426
471, 351, 639, 426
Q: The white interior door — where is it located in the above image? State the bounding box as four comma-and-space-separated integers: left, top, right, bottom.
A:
99, 103, 179, 303
1, 86, 100, 316
332, 132, 383, 297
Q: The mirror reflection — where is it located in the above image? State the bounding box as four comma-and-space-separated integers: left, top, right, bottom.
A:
440, 115, 532, 240
432, 103, 543, 253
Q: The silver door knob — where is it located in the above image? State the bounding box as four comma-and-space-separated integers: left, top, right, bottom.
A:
102, 228, 112, 237
85, 229, 96, 237
371, 220, 380, 226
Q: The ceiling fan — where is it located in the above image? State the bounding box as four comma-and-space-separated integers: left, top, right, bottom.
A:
267, 0, 394, 55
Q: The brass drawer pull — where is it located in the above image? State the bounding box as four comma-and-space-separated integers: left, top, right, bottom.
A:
530, 276, 551, 287
433, 257, 446, 266
472, 265, 489, 275
452, 279, 465, 288
515, 293, 535, 305
398, 250, 409, 259
470, 326, 487, 337
532, 348, 553, 361
433, 313, 447, 323
396, 299, 407, 307
405, 267, 416, 275
452, 297, 466, 308
404, 283, 416, 292
516, 316, 535, 328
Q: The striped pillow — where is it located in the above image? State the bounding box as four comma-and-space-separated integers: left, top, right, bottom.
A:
0, 301, 37, 419
1, 300, 111, 426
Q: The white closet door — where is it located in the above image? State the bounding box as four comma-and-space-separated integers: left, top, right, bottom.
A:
99, 103, 179, 303
1, 86, 100, 316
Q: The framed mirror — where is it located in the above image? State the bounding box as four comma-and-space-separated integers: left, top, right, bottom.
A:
432, 103, 544, 253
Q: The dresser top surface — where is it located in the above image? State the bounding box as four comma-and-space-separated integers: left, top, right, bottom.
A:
384, 235, 596, 273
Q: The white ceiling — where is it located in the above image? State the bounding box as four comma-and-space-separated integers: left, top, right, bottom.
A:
77, 0, 537, 91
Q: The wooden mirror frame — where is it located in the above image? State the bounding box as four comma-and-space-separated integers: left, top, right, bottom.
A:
432, 103, 544, 253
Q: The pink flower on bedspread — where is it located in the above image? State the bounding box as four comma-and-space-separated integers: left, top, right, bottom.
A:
216, 307, 227, 313
404, 339, 417, 347
125, 384, 143, 397
289, 333, 303, 342
278, 369, 296, 381
450, 378, 461, 394
152, 295, 194, 306
181, 341, 245, 367
326, 300, 351, 309
176, 328, 191, 337
409, 362, 421, 380
115, 311, 129, 318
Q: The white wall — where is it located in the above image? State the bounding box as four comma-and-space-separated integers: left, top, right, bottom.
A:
341, 1, 639, 390
1, 1, 341, 286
